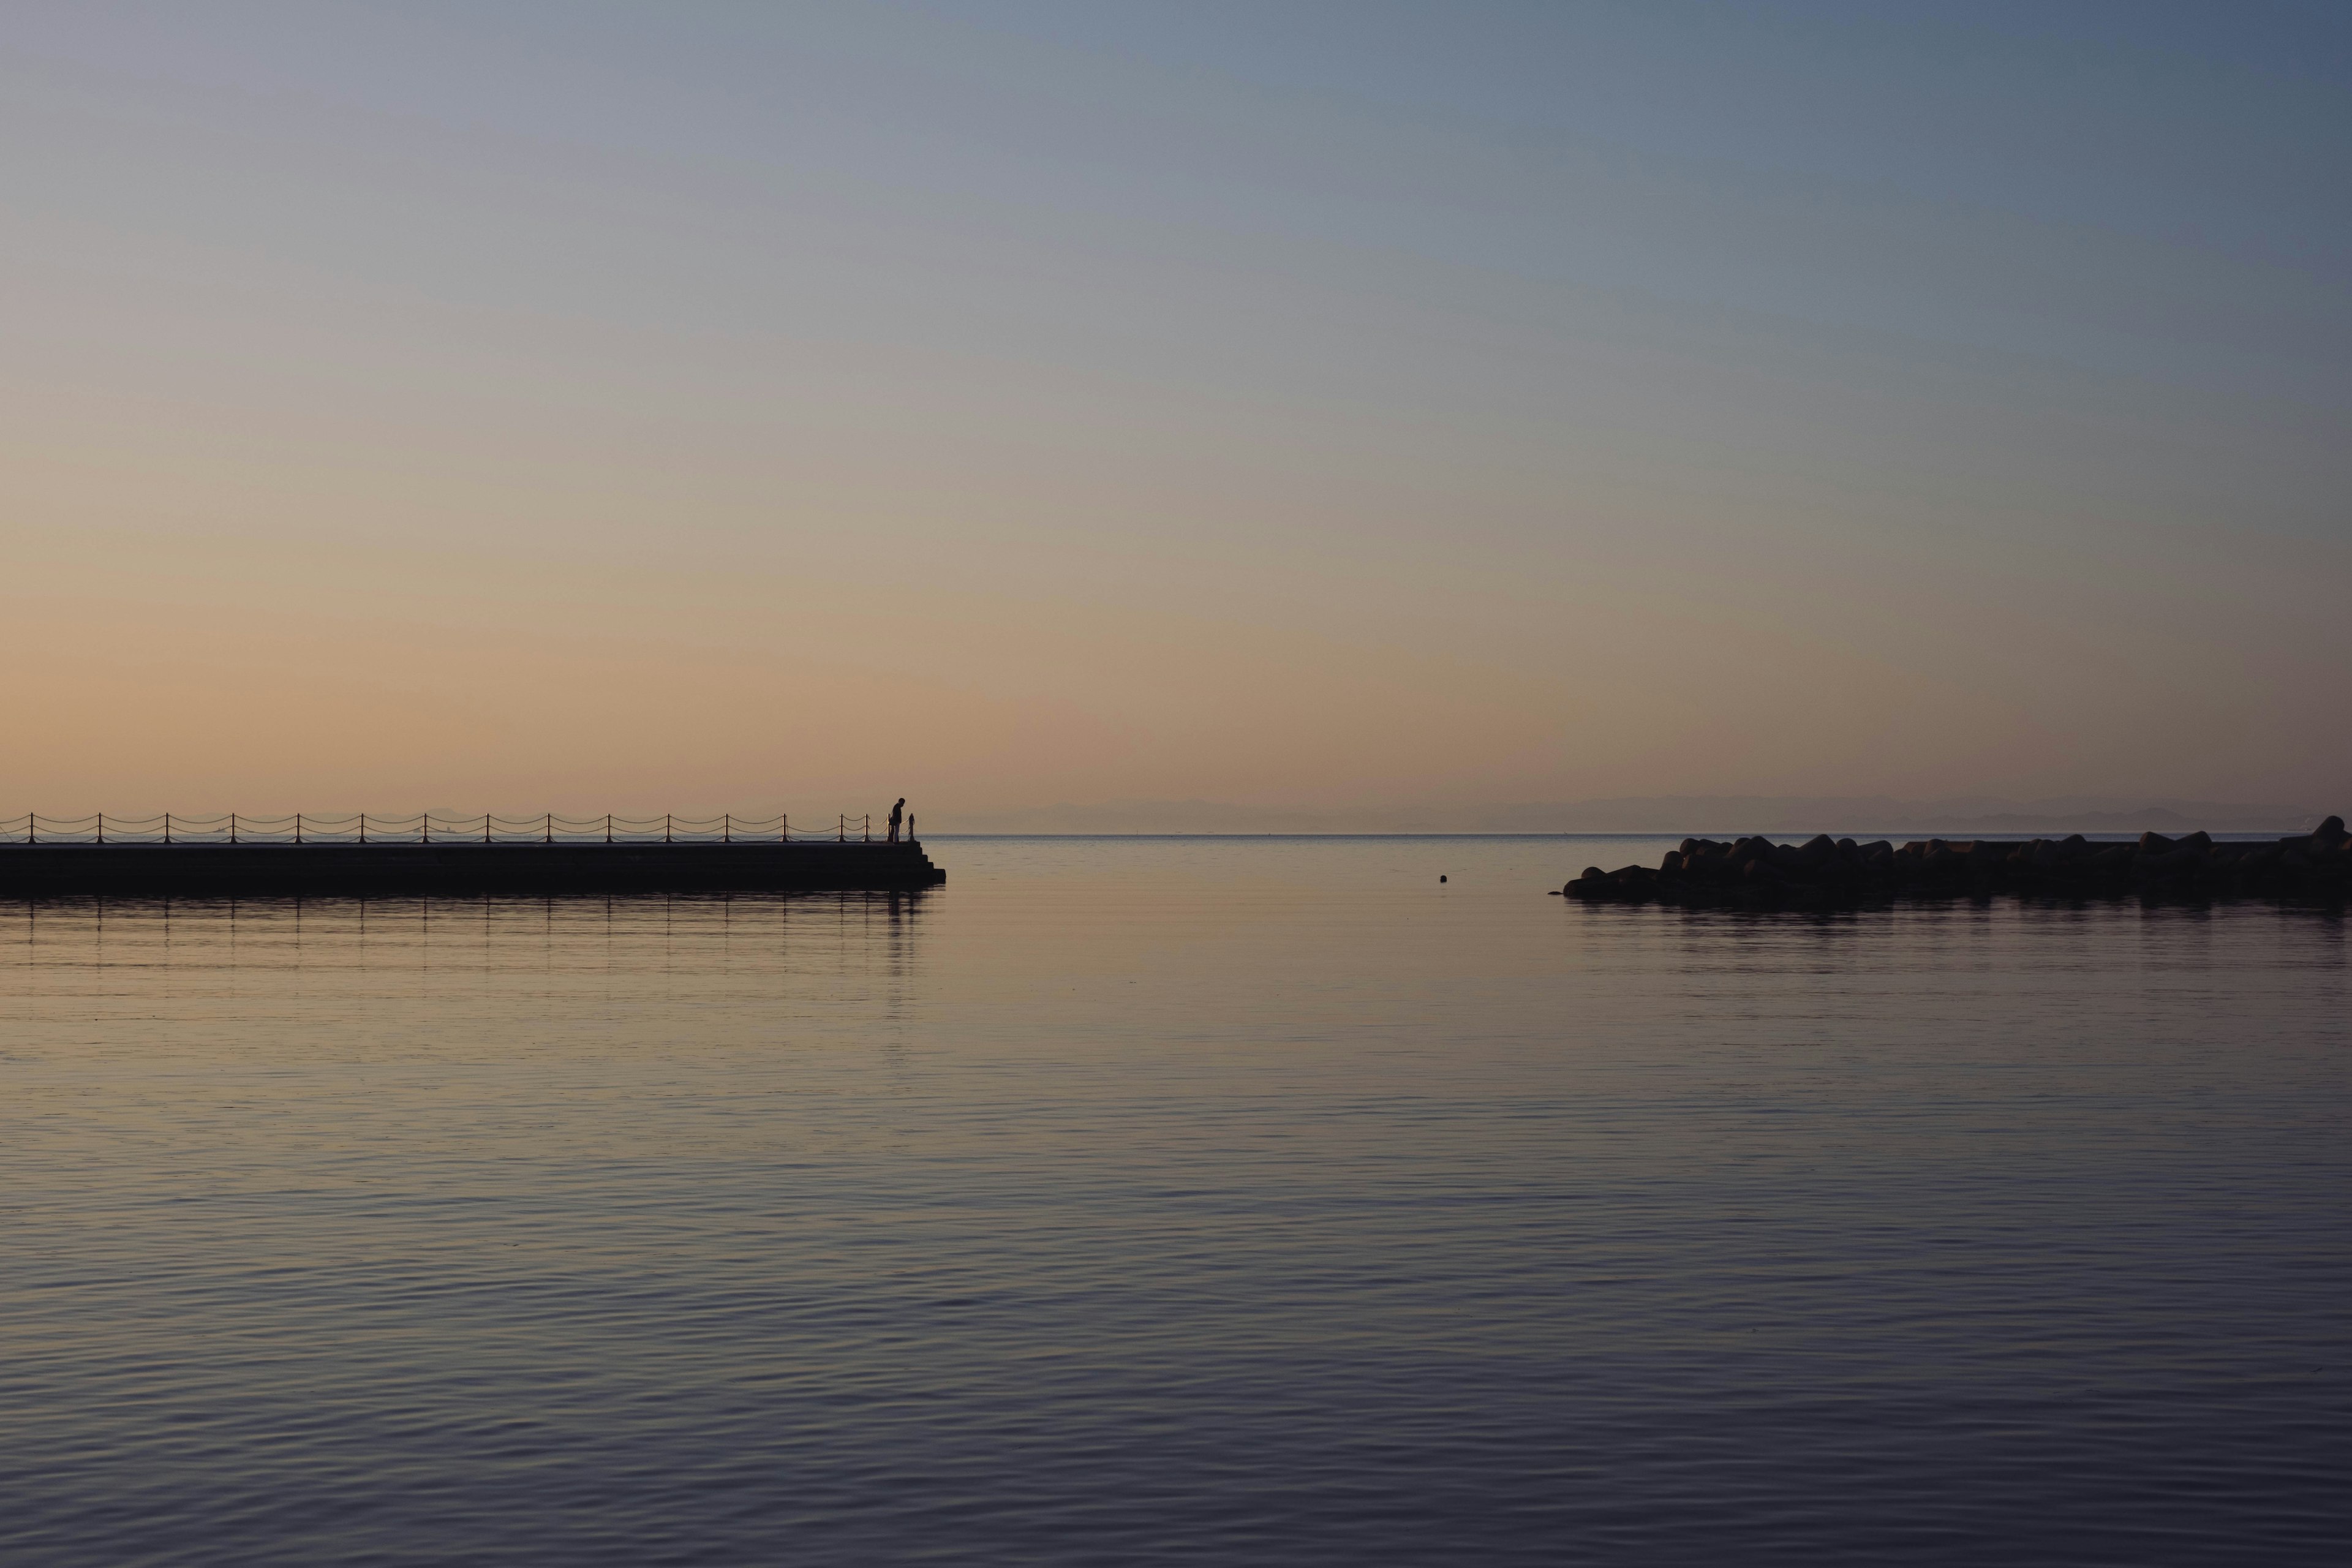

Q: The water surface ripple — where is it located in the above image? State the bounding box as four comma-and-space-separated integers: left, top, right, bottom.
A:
2, 837, 2345, 1564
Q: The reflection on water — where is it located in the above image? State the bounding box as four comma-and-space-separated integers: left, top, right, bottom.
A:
1, 838, 2346, 1565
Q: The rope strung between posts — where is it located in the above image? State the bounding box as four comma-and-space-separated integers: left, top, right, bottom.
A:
0, 809, 918, 845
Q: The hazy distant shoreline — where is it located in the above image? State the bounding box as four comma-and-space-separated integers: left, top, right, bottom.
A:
932, 796, 2325, 837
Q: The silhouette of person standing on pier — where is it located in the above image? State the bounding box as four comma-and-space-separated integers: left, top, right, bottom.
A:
888, 798, 905, 843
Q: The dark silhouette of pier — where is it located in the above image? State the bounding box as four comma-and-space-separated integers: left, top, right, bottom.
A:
0, 811, 945, 897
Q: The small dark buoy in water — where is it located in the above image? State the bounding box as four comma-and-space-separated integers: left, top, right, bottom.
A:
1439, 875, 1447, 883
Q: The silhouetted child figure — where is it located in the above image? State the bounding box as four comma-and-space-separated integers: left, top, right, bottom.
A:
888, 798, 905, 843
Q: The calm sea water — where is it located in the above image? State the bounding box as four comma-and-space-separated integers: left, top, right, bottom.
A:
2, 835, 2346, 1566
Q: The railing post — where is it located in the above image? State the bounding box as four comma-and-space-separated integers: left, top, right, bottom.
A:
27, 814, 34, 845
483, 813, 491, 844
723, 813, 730, 843
230, 812, 238, 845
605, 813, 612, 843
422, 813, 429, 845
295, 813, 303, 845
359, 812, 368, 844
838, 814, 844, 842
863, 813, 870, 842
545, 812, 552, 845
665, 813, 672, 843
780, 814, 788, 843
165, 812, 173, 845
97, 812, 105, 844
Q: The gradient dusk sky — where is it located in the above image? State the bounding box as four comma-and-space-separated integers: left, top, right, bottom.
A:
6, 2, 2348, 818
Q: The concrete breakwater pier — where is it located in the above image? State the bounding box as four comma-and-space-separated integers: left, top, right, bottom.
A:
1563, 816, 2350, 908
0, 812, 946, 897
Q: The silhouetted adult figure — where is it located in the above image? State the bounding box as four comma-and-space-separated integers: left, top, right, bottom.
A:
888, 798, 905, 843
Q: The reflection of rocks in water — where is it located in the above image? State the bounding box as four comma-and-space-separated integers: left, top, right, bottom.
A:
1562, 816, 2351, 908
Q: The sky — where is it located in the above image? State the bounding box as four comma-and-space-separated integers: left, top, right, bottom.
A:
6, 1, 2348, 822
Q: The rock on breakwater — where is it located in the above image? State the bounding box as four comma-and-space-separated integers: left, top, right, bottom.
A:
1562, 816, 2351, 908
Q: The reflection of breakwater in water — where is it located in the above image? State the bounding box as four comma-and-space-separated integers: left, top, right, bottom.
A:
1567, 816, 2352, 908
5, 891, 928, 1024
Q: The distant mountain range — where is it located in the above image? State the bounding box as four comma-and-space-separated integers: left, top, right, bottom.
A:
932, 796, 2329, 835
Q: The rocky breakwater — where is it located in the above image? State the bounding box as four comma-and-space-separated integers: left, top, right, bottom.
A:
1561, 816, 2350, 908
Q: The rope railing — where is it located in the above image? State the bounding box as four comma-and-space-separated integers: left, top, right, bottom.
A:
0, 811, 889, 846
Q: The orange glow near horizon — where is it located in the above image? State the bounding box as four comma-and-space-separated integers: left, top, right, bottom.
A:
4, 6, 2346, 823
